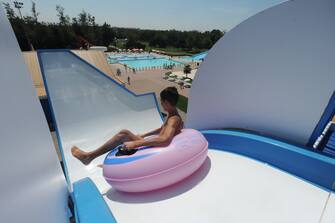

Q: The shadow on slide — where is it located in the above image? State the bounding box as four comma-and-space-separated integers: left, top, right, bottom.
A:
105, 157, 211, 203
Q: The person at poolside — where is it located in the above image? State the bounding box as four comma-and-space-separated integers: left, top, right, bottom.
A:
71, 87, 184, 165
127, 76, 130, 85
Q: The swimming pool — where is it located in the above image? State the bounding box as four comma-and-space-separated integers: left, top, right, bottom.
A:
108, 54, 154, 63
115, 58, 184, 70
180, 51, 208, 62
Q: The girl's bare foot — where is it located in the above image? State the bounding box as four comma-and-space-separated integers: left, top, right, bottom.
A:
71, 146, 93, 165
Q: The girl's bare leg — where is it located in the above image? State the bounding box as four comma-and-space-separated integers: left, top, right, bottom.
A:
71, 129, 141, 165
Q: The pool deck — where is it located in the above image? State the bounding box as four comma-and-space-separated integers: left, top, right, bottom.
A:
109, 63, 190, 120
110, 63, 190, 96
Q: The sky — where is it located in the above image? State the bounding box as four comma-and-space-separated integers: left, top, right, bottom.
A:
5, 0, 286, 31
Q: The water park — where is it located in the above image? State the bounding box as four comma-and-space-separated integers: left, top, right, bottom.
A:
0, 0, 335, 223
107, 54, 185, 70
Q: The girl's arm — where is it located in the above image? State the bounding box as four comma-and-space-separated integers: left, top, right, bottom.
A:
125, 117, 180, 149
140, 127, 162, 138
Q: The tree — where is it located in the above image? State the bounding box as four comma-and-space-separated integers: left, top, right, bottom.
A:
3, 3, 224, 51
78, 10, 89, 26
88, 14, 95, 26
210, 29, 224, 43
3, 2, 15, 20
74, 10, 96, 43
101, 23, 114, 46
31, 1, 39, 23
56, 5, 70, 26
125, 34, 145, 49
149, 32, 168, 48
183, 64, 191, 78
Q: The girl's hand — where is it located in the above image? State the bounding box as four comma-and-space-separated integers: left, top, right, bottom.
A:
124, 141, 137, 150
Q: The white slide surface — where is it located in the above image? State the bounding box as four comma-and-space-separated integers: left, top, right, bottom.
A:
103, 150, 330, 223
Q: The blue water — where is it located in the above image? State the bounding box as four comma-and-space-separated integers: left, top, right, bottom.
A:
108, 54, 154, 63
120, 58, 184, 69
180, 51, 208, 62
107, 53, 184, 69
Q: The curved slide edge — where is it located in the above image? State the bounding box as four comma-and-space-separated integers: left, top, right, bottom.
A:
73, 178, 117, 223
202, 130, 335, 191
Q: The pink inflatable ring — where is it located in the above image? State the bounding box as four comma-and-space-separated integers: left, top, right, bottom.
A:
103, 129, 208, 192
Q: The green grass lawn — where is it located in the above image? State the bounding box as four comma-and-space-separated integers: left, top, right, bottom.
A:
177, 94, 188, 113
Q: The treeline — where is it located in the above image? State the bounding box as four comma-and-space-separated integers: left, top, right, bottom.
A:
3, 2, 224, 51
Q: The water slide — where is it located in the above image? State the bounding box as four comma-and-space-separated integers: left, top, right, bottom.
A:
38, 50, 335, 223
1, 0, 335, 222
38, 50, 163, 191
21, 49, 125, 99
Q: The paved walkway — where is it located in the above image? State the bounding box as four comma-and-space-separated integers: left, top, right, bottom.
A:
110, 63, 190, 97
110, 63, 188, 120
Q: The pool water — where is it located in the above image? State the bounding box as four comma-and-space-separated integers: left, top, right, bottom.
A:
119, 58, 184, 69
180, 51, 208, 62
108, 54, 154, 63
